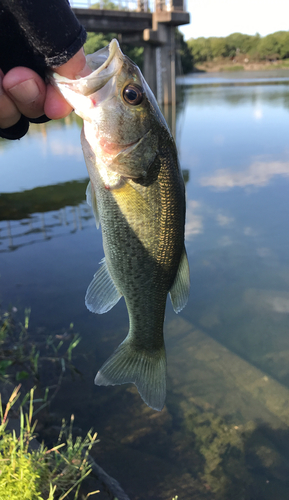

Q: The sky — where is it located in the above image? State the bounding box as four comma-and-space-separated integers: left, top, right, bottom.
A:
179, 0, 289, 40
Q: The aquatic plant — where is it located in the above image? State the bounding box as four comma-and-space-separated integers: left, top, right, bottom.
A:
0, 305, 81, 407
0, 385, 99, 500
184, 406, 252, 499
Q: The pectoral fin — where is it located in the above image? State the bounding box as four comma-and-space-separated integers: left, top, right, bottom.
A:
169, 248, 190, 313
85, 258, 122, 314
86, 181, 100, 229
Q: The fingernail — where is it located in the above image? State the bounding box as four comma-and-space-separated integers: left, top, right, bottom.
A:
8, 79, 40, 103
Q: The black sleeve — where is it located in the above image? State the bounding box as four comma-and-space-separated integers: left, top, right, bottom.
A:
0, 0, 87, 68
0, 0, 87, 139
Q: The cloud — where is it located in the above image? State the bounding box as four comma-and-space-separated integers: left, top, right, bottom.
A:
200, 160, 289, 190
244, 227, 257, 237
244, 289, 289, 314
185, 200, 203, 240
218, 235, 233, 247
216, 213, 234, 226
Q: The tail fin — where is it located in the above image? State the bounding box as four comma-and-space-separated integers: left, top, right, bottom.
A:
94, 337, 166, 411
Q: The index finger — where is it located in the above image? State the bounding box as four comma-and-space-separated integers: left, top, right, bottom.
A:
44, 83, 73, 120
0, 70, 21, 128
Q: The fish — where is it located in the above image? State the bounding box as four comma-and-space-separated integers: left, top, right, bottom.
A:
49, 39, 190, 411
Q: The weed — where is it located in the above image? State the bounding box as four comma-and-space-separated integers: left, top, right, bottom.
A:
0, 385, 99, 500
0, 307, 82, 413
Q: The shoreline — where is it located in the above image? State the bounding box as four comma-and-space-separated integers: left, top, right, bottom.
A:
193, 57, 289, 73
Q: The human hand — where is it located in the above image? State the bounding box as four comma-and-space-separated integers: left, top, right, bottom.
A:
0, 48, 91, 130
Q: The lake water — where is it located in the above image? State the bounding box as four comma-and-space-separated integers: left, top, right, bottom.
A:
1, 71, 289, 499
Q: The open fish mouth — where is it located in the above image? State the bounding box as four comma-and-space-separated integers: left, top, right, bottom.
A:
49, 39, 123, 96
86, 39, 121, 74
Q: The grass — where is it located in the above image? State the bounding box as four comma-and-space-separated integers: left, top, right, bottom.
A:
0, 385, 99, 500
0, 306, 82, 413
221, 65, 244, 72
0, 306, 100, 499
277, 59, 289, 68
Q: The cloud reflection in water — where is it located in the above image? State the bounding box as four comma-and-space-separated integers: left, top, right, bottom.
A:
200, 160, 289, 190
185, 200, 203, 240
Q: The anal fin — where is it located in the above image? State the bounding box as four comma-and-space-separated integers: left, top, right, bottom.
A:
169, 247, 190, 313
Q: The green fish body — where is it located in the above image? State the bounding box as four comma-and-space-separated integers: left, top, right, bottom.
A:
49, 40, 190, 410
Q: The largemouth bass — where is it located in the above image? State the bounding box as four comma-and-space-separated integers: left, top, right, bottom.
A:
49, 39, 190, 411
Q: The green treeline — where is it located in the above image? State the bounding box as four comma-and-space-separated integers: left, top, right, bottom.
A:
187, 31, 289, 63
84, 30, 289, 76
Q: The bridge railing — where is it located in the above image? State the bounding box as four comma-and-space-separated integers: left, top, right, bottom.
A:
70, 0, 153, 12
70, 0, 186, 13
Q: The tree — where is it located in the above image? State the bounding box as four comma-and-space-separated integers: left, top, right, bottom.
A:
84, 33, 144, 71
91, 0, 121, 9
84, 32, 113, 55
257, 32, 282, 59
210, 37, 231, 58
186, 30, 289, 63
175, 30, 194, 74
187, 37, 213, 62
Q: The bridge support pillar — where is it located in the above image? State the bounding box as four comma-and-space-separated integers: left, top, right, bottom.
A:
143, 20, 176, 106
143, 44, 157, 97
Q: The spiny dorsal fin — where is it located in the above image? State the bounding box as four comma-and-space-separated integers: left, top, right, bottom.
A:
85, 258, 122, 314
86, 181, 100, 229
169, 247, 190, 313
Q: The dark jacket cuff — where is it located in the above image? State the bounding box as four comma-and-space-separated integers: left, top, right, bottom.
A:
0, 114, 50, 140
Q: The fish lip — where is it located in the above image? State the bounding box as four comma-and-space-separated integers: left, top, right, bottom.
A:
49, 39, 122, 95
88, 39, 120, 75
84, 39, 122, 94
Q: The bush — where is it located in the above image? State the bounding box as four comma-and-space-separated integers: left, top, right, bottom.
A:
187, 30, 289, 63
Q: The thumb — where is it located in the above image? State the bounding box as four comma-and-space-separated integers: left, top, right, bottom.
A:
52, 48, 91, 79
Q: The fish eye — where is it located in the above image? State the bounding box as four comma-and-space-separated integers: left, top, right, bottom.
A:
122, 84, 143, 105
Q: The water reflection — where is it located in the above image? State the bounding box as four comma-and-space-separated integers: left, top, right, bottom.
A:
1, 72, 289, 499
178, 80, 289, 112
200, 159, 289, 189
0, 203, 93, 253
0, 180, 92, 251
0, 114, 85, 193
185, 200, 203, 240
177, 69, 289, 86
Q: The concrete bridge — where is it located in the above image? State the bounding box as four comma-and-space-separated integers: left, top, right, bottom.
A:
71, 0, 190, 104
